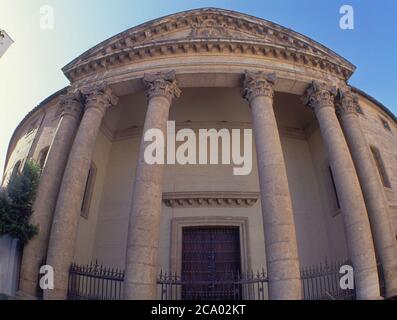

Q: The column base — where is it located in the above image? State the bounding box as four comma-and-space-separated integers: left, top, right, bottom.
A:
124, 282, 157, 300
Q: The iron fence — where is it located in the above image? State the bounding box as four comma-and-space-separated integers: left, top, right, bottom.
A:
66, 260, 385, 300
67, 261, 124, 300
158, 269, 268, 300
300, 259, 356, 300
300, 260, 386, 300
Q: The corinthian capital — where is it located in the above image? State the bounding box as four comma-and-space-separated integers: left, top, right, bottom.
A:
59, 90, 84, 119
302, 81, 337, 110
143, 70, 181, 103
335, 88, 360, 117
81, 82, 119, 114
241, 71, 276, 103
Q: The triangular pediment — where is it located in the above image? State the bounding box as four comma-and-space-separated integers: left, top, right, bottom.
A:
63, 8, 355, 81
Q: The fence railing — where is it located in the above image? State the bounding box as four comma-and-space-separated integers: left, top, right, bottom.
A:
300, 259, 356, 300
67, 261, 125, 300
300, 260, 386, 300
66, 260, 385, 300
157, 270, 268, 300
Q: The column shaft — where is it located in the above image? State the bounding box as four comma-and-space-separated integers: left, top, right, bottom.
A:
242, 71, 302, 300
303, 81, 380, 300
44, 83, 117, 300
124, 71, 180, 300
337, 89, 397, 298
18, 91, 83, 298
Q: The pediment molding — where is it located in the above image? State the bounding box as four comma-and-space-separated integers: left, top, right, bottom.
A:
162, 191, 259, 208
63, 8, 355, 82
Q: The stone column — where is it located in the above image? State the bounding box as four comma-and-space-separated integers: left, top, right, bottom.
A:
303, 81, 380, 300
242, 71, 302, 300
124, 71, 180, 300
336, 88, 397, 298
44, 83, 118, 300
18, 90, 83, 298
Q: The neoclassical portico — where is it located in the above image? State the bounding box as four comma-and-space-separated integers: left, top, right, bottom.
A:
21, 71, 394, 300
11, 8, 397, 300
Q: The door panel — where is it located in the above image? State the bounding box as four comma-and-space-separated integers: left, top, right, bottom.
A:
181, 227, 241, 300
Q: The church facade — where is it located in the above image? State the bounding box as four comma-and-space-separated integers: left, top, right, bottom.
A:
3, 8, 397, 300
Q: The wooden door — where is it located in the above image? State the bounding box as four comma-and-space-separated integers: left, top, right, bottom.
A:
181, 227, 241, 300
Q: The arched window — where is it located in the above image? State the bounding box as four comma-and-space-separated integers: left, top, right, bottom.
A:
11, 160, 22, 178
81, 162, 97, 219
371, 146, 391, 188
38, 146, 50, 168
379, 117, 392, 132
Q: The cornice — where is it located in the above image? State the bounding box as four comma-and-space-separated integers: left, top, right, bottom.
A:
351, 86, 397, 124
62, 8, 355, 82
162, 191, 259, 208
3, 87, 68, 174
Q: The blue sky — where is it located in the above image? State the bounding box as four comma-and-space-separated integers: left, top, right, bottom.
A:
0, 0, 396, 178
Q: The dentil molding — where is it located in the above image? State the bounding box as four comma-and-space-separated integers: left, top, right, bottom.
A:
162, 191, 259, 208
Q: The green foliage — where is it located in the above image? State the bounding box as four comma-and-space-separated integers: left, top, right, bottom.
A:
0, 160, 41, 244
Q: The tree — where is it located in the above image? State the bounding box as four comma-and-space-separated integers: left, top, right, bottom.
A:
0, 160, 40, 244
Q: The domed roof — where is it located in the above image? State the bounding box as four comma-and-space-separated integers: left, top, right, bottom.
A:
63, 7, 355, 82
